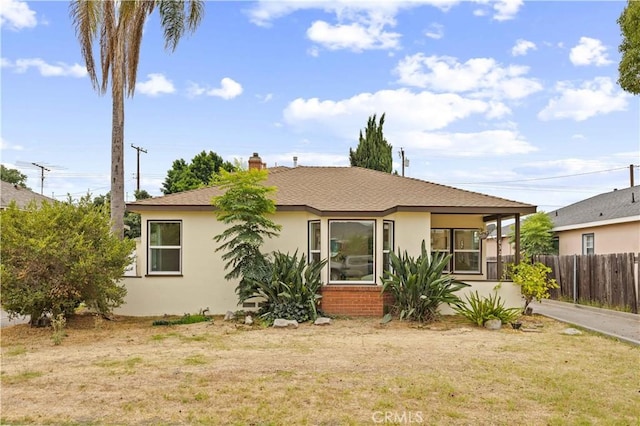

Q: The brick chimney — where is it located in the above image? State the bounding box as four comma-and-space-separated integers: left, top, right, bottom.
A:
248, 152, 264, 170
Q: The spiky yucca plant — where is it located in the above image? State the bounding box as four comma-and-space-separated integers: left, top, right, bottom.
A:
381, 241, 469, 322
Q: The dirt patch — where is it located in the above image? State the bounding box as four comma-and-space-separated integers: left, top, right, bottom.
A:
1, 314, 638, 425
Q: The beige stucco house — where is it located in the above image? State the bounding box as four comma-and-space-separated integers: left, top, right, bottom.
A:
117, 154, 536, 317
549, 186, 640, 256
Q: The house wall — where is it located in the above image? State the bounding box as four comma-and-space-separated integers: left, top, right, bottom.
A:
556, 221, 640, 255
485, 237, 515, 258
118, 210, 515, 316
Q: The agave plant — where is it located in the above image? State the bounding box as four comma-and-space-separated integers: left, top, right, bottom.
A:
453, 291, 521, 326
246, 250, 327, 322
381, 241, 469, 322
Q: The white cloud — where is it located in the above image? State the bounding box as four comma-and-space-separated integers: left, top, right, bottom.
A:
538, 77, 629, 121
569, 37, 612, 67
0, 137, 24, 151
256, 93, 273, 103
511, 39, 536, 56
283, 89, 493, 135
307, 46, 320, 57
0, 0, 37, 30
394, 53, 542, 100
306, 19, 400, 51
3, 57, 87, 77
492, 0, 524, 21
136, 73, 175, 96
188, 78, 243, 100
424, 23, 444, 40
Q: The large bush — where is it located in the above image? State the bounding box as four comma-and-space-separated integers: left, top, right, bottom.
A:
246, 251, 326, 323
0, 197, 134, 324
382, 241, 469, 322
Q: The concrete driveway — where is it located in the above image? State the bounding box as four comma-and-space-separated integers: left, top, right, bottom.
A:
1, 310, 30, 328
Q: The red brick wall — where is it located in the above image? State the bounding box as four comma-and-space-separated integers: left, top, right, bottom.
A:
320, 285, 394, 317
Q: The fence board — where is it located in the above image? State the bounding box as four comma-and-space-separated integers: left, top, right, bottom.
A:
486, 253, 639, 313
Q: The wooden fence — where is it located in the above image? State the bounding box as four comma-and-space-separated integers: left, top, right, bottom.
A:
487, 253, 639, 314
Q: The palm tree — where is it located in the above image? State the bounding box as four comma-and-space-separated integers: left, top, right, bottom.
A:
70, 0, 204, 238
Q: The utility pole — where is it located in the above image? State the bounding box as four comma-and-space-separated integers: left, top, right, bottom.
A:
399, 148, 409, 177
630, 164, 635, 187
31, 162, 50, 195
130, 144, 147, 192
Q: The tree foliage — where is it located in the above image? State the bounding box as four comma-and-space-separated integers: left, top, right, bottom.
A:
71, 0, 205, 238
618, 0, 640, 94
92, 190, 151, 239
212, 169, 281, 297
1, 165, 29, 188
509, 260, 559, 314
349, 113, 393, 173
162, 151, 235, 194
508, 212, 556, 258
0, 196, 134, 324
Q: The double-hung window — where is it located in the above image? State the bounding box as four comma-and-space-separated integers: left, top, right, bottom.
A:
383, 221, 394, 273
430, 229, 450, 271
308, 221, 321, 263
582, 233, 594, 255
148, 221, 182, 274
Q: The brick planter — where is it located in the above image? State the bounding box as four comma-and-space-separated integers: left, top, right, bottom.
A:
320, 285, 394, 317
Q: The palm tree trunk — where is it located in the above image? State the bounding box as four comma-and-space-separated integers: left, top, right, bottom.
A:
110, 30, 126, 239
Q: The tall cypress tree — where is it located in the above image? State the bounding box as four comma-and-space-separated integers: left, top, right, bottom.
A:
349, 113, 393, 173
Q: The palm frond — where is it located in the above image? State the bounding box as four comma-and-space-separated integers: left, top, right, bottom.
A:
69, 0, 100, 92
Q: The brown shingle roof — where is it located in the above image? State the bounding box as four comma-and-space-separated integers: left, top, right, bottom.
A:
1, 181, 55, 209
129, 166, 535, 215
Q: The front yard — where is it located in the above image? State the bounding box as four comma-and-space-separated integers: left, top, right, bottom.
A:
1, 314, 638, 425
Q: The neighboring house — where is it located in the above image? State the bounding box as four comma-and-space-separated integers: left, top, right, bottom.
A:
118, 153, 536, 317
0, 181, 54, 210
549, 186, 640, 256
485, 223, 517, 258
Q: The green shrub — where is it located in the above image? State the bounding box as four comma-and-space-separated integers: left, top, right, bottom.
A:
152, 314, 211, 326
381, 241, 469, 322
509, 259, 559, 313
0, 196, 133, 324
247, 251, 327, 323
453, 291, 521, 326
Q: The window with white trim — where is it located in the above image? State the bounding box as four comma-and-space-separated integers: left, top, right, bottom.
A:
148, 221, 182, 274
582, 233, 594, 255
308, 221, 321, 264
329, 220, 375, 283
383, 221, 394, 273
430, 228, 481, 273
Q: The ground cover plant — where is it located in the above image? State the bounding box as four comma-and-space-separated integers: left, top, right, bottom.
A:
1, 313, 638, 425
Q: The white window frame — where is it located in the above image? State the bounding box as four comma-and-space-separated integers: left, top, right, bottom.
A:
148, 220, 182, 275
308, 220, 321, 264
430, 228, 451, 272
329, 219, 376, 285
582, 233, 594, 255
453, 229, 481, 274
383, 220, 394, 273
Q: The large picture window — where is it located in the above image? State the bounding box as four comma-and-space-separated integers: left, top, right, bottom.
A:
430, 228, 481, 274
329, 220, 375, 283
148, 221, 182, 274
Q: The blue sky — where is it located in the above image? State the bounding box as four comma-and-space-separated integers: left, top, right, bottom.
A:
1, 0, 638, 211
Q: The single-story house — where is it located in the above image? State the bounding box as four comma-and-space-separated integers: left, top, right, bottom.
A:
549, 185, 640, 256
1, 181, 54, 210
118, 153, 536, 317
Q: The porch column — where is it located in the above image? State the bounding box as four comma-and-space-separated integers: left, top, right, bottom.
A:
496, 215, 502, 280
514, 213, 521, 266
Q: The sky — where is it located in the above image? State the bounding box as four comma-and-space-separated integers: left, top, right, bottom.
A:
1, 0, 639, 211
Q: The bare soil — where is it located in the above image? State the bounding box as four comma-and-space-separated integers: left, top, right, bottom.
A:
1, 314, 638, 425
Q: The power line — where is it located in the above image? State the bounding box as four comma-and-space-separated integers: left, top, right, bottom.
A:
446, 165, 638, 185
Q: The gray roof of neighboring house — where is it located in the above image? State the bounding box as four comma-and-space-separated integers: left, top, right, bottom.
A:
128, 166, 536, 215
0, 181, 55, 209
548, 185, 640, 228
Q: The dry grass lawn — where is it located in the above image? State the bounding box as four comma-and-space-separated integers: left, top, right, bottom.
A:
1, 313, 638, 425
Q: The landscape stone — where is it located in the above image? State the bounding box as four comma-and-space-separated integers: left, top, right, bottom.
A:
273, 318, 299, 328
563, 327, 582, 336
314, 317, 332, 326
244, 315, 253, 325
224, 311, 234, 321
